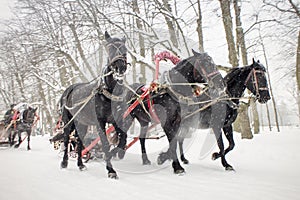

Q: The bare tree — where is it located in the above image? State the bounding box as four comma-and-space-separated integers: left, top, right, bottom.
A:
219, 0, 239, 67
297, 30, 300, 122
196, 0, 204, 52
219, 0, 253, 138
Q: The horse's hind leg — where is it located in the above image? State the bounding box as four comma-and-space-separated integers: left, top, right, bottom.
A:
27, 130, 31, 150
139, 124, 151, 165
76, 137, 86, 170
73, 124, 87, 170
60, 125, 72, 169
7, 129, 13, 146
178, 138, 189, 164
14, 131, 22, 148
136, 118, 151, 165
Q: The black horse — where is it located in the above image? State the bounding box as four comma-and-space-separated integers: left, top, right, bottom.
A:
59, 31, 128, 179
3, 104, 15, 143
162, 59, 271, 171
118, 50, 227, 174
10, 106, 38, 150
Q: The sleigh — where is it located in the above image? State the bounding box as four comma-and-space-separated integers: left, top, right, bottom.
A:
0, 121, 18, 147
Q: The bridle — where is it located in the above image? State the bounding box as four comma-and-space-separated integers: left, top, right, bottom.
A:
193, 58, 222, 88
105, 41, 128, 79
244, 68, 269, 99
105, 41, 127, 67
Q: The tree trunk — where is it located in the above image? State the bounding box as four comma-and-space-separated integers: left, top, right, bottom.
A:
266, 103, 272, 131
161, 0, 179, 49
57, 58, 68, 89
250, 98, 260, 134
132, 0, 146, 83
220, 0, 252, 138
259, 28, 280, 131
233, 0, 258, 136
239, 103, 253, 139
58, 50, 88, 82
66, 2, 95, 79
37, 76, 53, 135
196, 0, 204, 52
219, 0, 239, 67
296, 30, 300, 123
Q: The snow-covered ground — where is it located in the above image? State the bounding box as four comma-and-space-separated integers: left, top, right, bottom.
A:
0, 126, 299, 200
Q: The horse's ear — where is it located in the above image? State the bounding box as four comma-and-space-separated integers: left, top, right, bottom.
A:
252, 58, 256, 64
105, 31, 111, 42
257, 59, 260, 63
192, 49, 200, 56
34, 107, 38, 112
121, 36, 126, 43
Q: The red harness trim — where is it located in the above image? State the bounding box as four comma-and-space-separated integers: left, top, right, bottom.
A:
141, 86, 160, 124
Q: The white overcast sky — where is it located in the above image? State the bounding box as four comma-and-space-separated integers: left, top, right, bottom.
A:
0, 0, 15, 20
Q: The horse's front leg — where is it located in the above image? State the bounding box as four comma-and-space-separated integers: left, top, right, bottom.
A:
110, 122, 127, 160
211, 128, 234, 171
223, 125, 235, 155
98, 119, 118, 179
212, 125, 235, 160
158, 114, 184, 174
168, 133, 184, 174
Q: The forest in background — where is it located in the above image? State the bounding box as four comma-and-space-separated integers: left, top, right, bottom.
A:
0, 0, 299, 137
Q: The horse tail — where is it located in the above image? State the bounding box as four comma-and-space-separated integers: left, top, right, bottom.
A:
59, 84, 81, 114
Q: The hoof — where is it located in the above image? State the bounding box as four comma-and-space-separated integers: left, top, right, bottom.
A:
182, 159, 189, 165
60, 161, 68, 169
27, 147, 31, 151
14, 144, 20, 148
110, 147, 125, 159
211, 152, 219, 160
79, 165, 87, 171
157, 157, 163, 165
225, 166, 235, 171
174, 169, 185, 175
157, 152, 170, 165
108, 172, 119, 179
142, 159, 151, 165
142, 154, 151, 165
118, 149, 126, 159
181, 156, 189, 164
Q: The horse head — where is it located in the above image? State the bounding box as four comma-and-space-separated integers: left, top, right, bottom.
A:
191, 49, 226, 96
104, 31, 128, 80
23, 107, 37, 124
244, 59, 271, 103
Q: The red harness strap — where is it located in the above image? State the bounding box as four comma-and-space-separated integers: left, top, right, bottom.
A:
12, 111, 19, 121
141, 86, 160, 124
